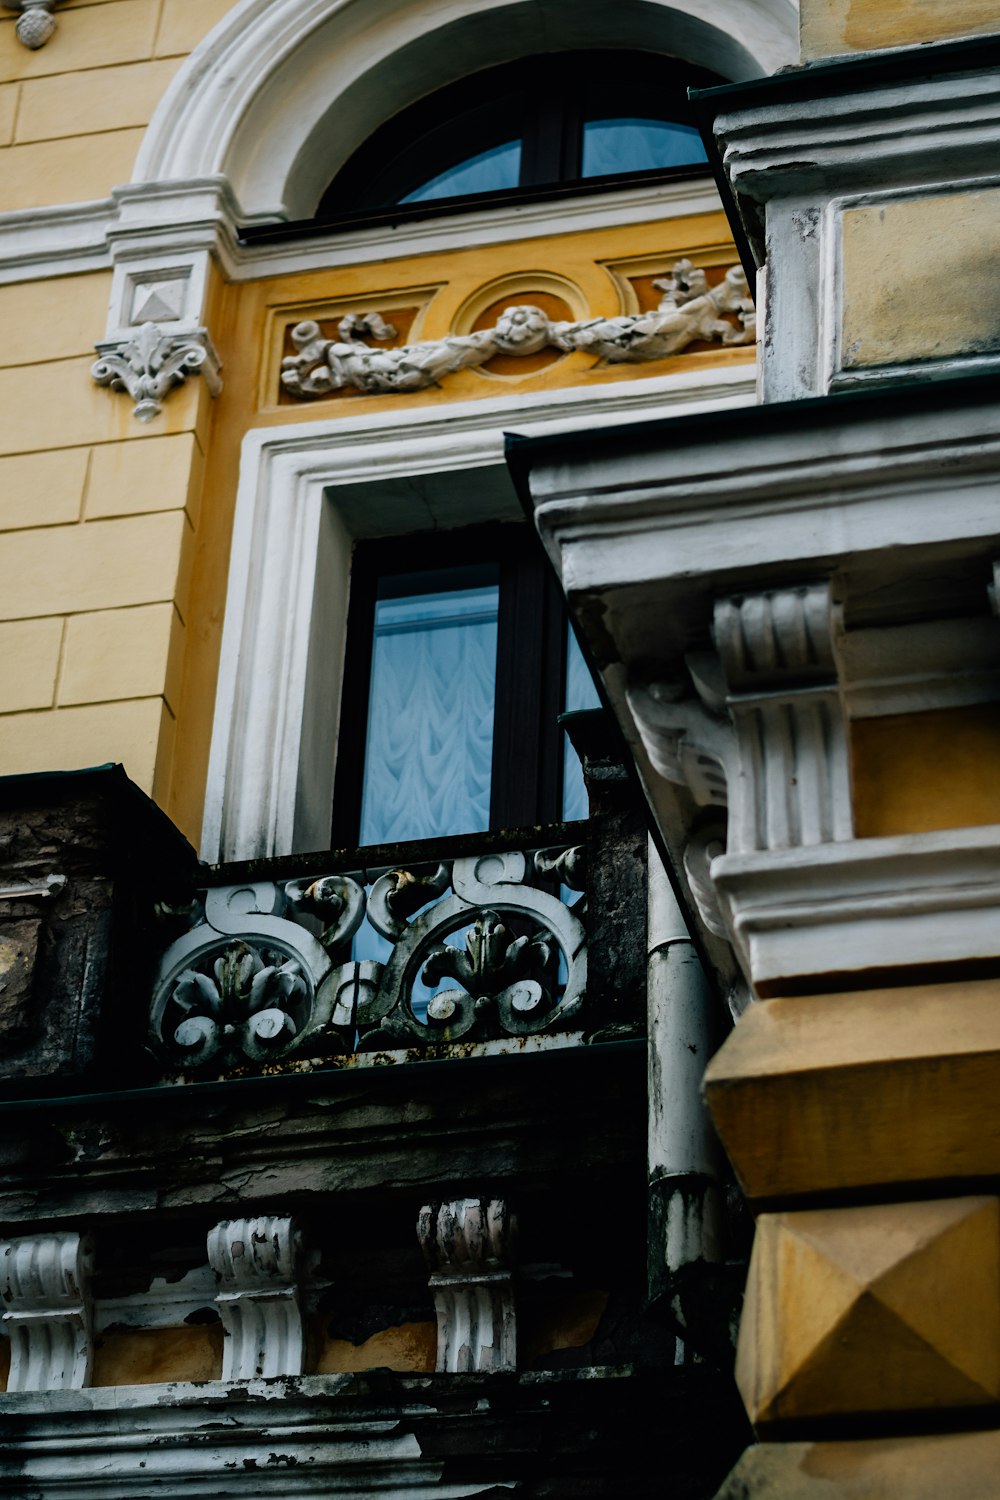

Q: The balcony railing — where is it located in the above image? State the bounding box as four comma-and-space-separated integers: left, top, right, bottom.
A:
147, 820, 637, 1082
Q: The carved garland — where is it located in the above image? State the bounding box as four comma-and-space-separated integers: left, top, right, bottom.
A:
281, 260, 755, 399
149, 846, 587, 1075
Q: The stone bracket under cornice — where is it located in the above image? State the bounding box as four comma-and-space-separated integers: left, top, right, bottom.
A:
510, 374, 1000, 996
3, 0, 62, 49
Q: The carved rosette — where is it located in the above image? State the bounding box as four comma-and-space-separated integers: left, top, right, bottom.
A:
280, 259, 754, 399
149, 846, 587, 1076
0, 1232, 95, 1391
417, 1199, 517, 1372
91, 323, 221, 421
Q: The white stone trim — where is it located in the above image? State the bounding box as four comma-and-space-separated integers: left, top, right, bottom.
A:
0, 1376, 520, 1497
0, 1233, 94, 1393
712, 825, 1000, 996
202, 364, 756, 863
207, 1217, 304, 1380
135, 0, 796, 221
418, 1199, 517, 1373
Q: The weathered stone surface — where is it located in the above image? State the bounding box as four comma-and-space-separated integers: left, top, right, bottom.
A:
718, 1430, 1000, 1499
0, 765, 195, 1091
0, 917, 41, 1041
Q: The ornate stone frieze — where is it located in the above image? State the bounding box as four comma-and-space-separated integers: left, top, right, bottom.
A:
417, 1199, 517, 1372
207, 1217, 304, 1380
149, 845, 587, 1076
280, 260, 754, 398
91, 323, 222, 421
3, 1, 61, 48
0, 1232, 95, 1391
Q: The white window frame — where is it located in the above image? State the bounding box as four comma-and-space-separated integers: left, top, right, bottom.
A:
202, 363, 756, 863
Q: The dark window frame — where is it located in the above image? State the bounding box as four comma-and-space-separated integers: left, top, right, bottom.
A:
331, 523, 567, 849
317, 50, 722, 220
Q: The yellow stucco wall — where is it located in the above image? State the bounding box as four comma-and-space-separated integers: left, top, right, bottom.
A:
0, 0, 236, 210
800, 0, 999, 60
852, 706, 1000, 837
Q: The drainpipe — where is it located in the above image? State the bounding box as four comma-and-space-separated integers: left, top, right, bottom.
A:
647, 836, 726, 1352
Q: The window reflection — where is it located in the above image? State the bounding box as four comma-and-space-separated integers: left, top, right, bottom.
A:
581, 119, 707, 178
562, 625, 601, 822
402, 141, 522, 203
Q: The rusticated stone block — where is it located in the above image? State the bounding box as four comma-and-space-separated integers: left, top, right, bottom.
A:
736, 1197, 1000, 1428
718, 1429, 1000, 1499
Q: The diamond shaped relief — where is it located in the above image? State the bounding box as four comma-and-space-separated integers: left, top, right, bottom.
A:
736, 1197, 1000, 1428
130, 277, 189, 326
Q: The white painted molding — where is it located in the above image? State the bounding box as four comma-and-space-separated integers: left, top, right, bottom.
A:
2, 0, 61, 49
134, 0, 795, 220
417, 1199, 517, 1372
207, 1217, 304, 1380
202, 363, 756, 862
712, 824, 1000, 997
0, 1375, 532, 1496
0, 1233, 94, 1392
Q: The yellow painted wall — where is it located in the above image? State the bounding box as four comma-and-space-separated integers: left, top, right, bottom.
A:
801, 0, 999, 61
853, 706, 1000, 837
0, 0, 238, 210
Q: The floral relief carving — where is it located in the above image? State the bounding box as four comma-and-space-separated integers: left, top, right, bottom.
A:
280, 259, 755, 399
149, 844, 587, 1076
91, 323, 222, 421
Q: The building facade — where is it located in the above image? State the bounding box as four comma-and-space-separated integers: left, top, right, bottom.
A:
1, 0, 998, 1495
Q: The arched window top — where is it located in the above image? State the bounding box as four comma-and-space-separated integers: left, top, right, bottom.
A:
319, 51, 721, 218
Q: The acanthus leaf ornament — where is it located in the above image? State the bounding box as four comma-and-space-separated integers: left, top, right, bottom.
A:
91, 323, 221, 421
280, 260, 755, 399
3, 1, 61, 49
149, 844, 588, 1076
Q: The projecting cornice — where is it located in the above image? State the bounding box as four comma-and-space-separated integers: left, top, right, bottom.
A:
509, 372, 1000, 995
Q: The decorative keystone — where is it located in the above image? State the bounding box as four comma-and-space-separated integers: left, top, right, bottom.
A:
91, 323, 221, 422
417, 1198, 517, 1372
3, 1, 61, 48
737, 1197, 1000, 1427
0, 1232, 95, 1390
207, 1216, 304, 1379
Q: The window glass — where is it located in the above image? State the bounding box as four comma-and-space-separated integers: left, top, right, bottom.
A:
581, 118, 707, 177
561, 624, 601, 822
402, 140, 522, 202
358, 568, 500, 845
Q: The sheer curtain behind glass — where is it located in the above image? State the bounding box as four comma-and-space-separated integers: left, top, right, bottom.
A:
358, 570, 500, 846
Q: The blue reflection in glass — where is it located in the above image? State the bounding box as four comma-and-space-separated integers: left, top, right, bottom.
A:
562, 625, 601, 822
402, 141, 522, 203
581, 119, 707, 178
358, 573, 500, 847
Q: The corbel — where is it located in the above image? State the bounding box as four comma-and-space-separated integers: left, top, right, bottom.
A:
207, 1216, 305, 1379
0, 1232, 95, 1390
417, 1198, 517, 1372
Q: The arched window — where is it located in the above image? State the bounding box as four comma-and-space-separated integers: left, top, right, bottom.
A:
318, 51, 721, 218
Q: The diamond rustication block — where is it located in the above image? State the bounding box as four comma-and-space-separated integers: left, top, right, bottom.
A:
737, 1196, 1000, 1428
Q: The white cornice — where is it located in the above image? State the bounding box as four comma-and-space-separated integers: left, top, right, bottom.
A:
713, 825, 1000, 996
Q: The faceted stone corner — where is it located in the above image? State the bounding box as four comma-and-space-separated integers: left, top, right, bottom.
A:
736, 1198, 1000, 1429
716, 1428, 1000, 1500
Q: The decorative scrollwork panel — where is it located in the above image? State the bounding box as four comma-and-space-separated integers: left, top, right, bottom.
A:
149, 842, 587, 1077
